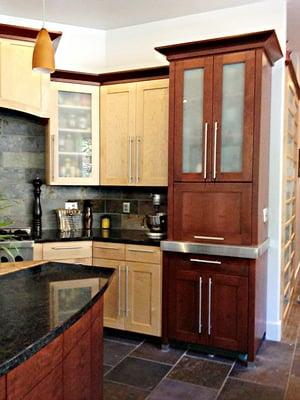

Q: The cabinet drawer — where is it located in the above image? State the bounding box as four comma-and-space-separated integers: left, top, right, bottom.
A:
167, 253, 249, 277
43, 242, 92, 260
93, 242, 125, 260
173, 183, 252, 245
126, 245, 161, 264
55, 258, 92, 266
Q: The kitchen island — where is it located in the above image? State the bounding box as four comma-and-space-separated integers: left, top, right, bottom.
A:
0, 261, 114, 400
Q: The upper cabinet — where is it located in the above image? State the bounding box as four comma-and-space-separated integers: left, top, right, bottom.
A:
0, 39, 50, 117
100, 79, 169, 186
173, 51, 255, 183
46, 82, 100, 185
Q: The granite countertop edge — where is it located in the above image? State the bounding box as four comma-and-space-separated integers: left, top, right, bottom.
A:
0, 263, 114, 377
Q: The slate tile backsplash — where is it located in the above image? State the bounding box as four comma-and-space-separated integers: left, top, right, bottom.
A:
0, 109, 167, 230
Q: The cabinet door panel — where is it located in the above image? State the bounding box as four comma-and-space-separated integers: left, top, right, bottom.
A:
93, 259, 125, 330
0, 39, 49, 116
136, 79, 169, 186
126, 262, 161, 336
173, 183, 252, 245
174, 57, 213, 182
100, 83, 136, 185
210, 273, 248, 352
213, 51, 255, 182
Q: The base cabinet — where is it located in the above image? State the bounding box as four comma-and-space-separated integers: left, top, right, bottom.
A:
164, 253, 256, 356
93, 243, 162, 336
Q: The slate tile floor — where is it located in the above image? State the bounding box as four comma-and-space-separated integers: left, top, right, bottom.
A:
103, 280, 300, 399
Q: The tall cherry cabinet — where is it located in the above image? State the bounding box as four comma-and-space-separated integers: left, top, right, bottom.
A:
157, 31, 283, 361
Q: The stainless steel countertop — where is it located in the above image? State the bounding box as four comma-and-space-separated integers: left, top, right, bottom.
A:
160, 239, 269, 259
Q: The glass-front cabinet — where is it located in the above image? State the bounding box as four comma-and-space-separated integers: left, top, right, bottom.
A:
47, 82, 99, 185
174, 51, 255, 182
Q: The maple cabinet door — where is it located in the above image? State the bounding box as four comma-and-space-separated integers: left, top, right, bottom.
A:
212, 51, 255, 182
173, 57, 214, 182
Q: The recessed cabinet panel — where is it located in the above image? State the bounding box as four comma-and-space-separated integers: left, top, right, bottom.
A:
173, 183, 252, 245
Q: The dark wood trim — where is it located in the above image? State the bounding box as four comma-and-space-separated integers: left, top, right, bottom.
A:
155, 30, 283, 65
51, 66, 169, 85
0, 23, 61, 42
286, 59, 300, 99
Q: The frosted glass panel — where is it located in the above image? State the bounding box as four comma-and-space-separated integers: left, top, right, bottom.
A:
182, 68, 204, 173
58, 91, 92, 178
221, 63, 245, 173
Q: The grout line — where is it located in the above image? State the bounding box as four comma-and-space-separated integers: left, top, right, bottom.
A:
128, 354, 175, 367
104, 337, 142, 346
144, 349, 188, 400
104, 377, 151, 394
186, 352, 236, 366
229, 375, 287, 391
215, 360, 236, 399
283, 327, 299, 399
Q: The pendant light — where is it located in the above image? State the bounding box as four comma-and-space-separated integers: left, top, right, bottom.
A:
32, 0, 55, 73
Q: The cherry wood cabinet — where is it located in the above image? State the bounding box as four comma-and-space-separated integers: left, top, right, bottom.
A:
156, 31, 283, 245
173, 182, 252, 245
166, 253, 248, 353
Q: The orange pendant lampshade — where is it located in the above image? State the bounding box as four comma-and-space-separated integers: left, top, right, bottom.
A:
32, 27, 55, 73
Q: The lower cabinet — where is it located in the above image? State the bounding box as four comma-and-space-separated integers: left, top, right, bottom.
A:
33, 241, 93, 265
93, 243, 162, 336
165, 253, 249, 353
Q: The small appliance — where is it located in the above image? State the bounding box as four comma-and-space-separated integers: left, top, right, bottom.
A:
144, 194, 167, 239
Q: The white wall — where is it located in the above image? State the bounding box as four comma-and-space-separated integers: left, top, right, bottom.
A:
0, 15, 106, 72
105, 0, 286, 71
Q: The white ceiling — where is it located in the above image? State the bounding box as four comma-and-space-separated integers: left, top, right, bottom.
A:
0, 0, 266, 30
0, 0, 299, 55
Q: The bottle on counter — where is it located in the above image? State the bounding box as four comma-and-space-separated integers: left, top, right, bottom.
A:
101, 214, 111, 229
83, 200, 93, 230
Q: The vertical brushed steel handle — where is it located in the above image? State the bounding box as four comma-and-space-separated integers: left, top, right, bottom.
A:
136, 136, 141, 183
128, 137, 133, 183
203, 122, 208, 179
213, 122, 218, 180
118, 265, 121, 317
51, 135, 55, 181
199, 277, 202, 333
208, 278, 212, 335
125, 265, 129, 316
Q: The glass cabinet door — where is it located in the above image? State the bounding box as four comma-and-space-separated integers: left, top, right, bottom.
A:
174, 57, 213, 181
49, 82, 99, 185
212, 51, 255, 182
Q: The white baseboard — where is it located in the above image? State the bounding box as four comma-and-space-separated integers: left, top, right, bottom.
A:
266, 320, 282, 341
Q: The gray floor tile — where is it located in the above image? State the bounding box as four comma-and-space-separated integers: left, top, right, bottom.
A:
131, 341, 185, 365
104, 380, 149, 400
105, 356, 171, 391
168, 356, 231, 389
218, 378, 284, 400
148, 378, 218, 400
187, 349, 235, 365
285, 375, 300, 400
104, 339, 135, 366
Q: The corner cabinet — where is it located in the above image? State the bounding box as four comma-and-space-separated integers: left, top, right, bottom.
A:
46, 82, 100, 185
0, 39, 50, 117
100, 79, 169, 186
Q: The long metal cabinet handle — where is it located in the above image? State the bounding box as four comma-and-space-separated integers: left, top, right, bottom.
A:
203, 122, 208, 179
128, 137, 133, 183
127, 248, 154, 254
125, 265, 129, 316
51, 135, 55, 181
208, 278, 212, 335
190, 258, 221, 265
199, 277, 202, 333
213, 122, 218, 180
136, 137, 141, 183
95, 246, 121, 251
118, 266, 121, 317
51, 246, 83, 250
194, 235, 224, 241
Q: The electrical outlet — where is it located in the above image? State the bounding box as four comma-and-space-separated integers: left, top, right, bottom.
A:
123, 202, 130, 213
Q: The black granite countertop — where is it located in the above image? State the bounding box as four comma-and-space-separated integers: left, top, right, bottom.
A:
0, 262, 114, 377
34, 229, 162, 246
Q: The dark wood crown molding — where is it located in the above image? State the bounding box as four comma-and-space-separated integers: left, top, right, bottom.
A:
155, 30, 283, 65
286, 59, 300, 99
0, 23, 62, 42
51, 65, 169, 85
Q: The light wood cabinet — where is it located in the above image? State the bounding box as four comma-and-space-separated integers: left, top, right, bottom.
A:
46, 82, 100, 186
0, 39, 50, 117
93, 242, 162, 336
35, 241, 92, 265
100, 79, 169, 186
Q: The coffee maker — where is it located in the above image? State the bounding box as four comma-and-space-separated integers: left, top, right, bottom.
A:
144, 194, 167, 239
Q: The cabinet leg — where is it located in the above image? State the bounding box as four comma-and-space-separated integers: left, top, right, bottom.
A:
161, 343, 170, 352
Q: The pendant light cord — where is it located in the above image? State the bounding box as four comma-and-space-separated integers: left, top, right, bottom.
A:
42, 0, 45, 28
